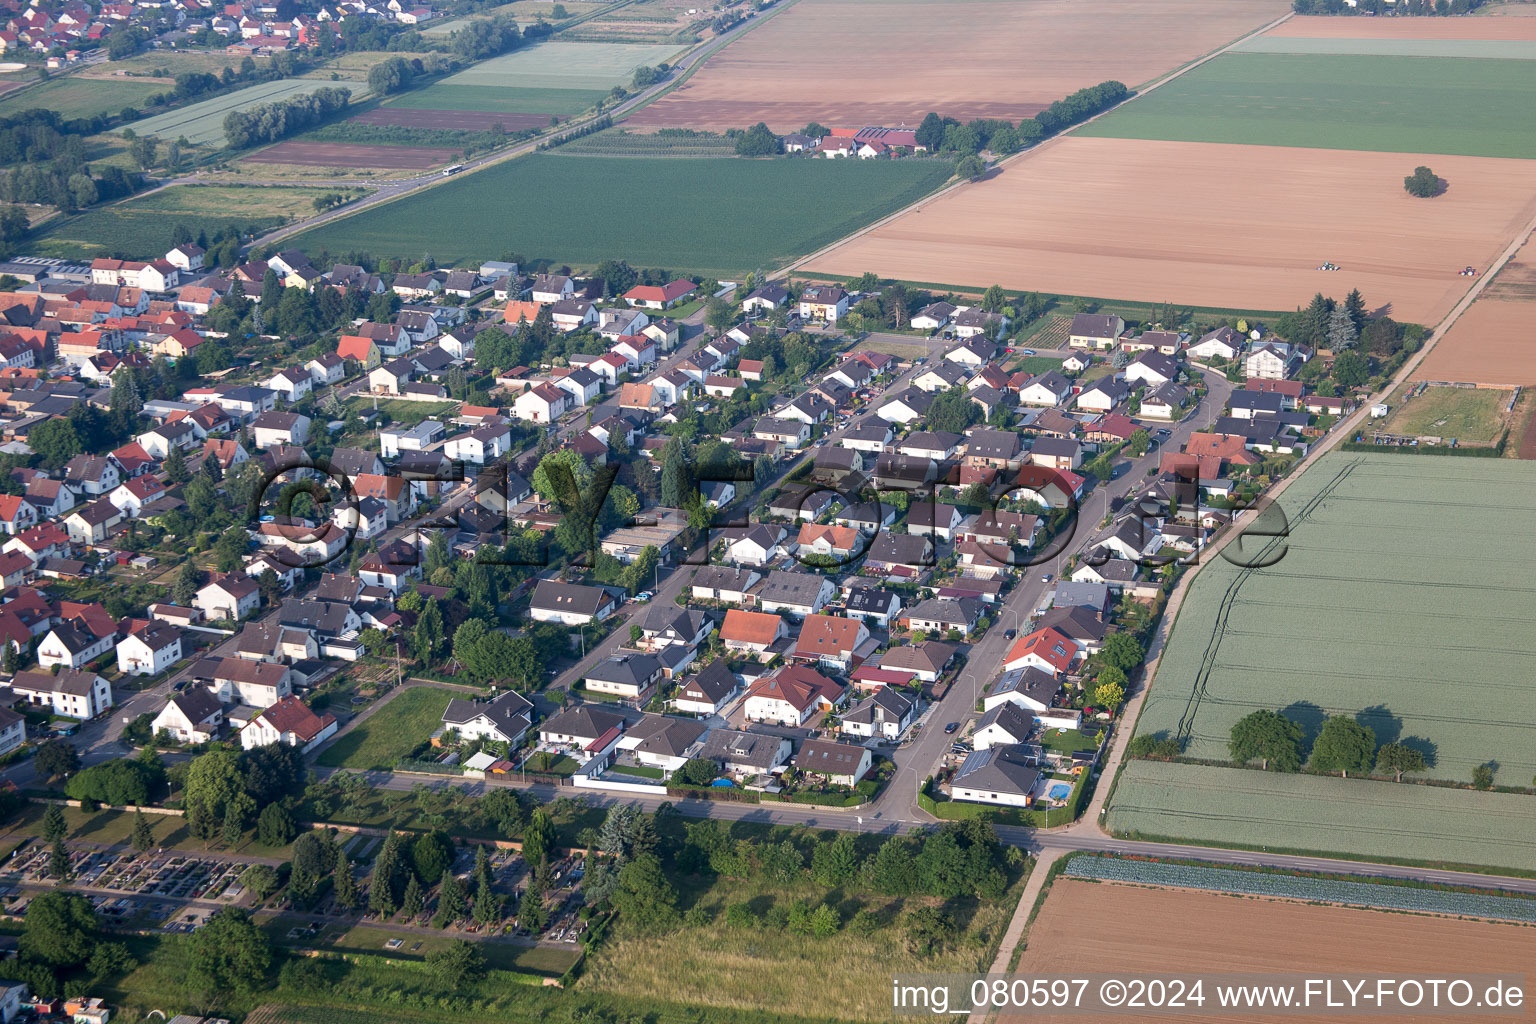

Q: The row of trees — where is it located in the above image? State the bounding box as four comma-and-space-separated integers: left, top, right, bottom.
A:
223, 87, 352, 150
1228, 708, 1433, 781
914, 80, 1130, 157
1294, 0, 1484, 13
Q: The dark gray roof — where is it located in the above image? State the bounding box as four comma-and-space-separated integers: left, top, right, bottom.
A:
624, 714, 706, 758
954, 743, 1041, 796
865, 532, 932, 567
842, 686, 912, 726
904, 597, 981, 628
442, 690, 534, 738
539, 704, 627, 741
699, 728, 786, 770
757, 569, 829, 606
167, 686, 223, 725
531, 579, 615, 616
975, 701, 1034, 742
992, 666, 1059, 706
680, 660, 738, 704
585, 653, 661, 688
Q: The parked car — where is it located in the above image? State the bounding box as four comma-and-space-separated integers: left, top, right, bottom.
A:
944, 722, 960, 734
1003, 629, 1016, 640
1022, 348, 1037, 356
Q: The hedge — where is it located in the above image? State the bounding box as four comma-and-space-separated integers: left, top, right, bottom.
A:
665, 785, 761, 803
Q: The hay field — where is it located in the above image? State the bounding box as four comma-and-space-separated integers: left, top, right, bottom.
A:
1075, 53, 1536, 158
805, 137, 1536, 325
1021, 877, 1536, 1024
0, 76, 163, 120
1131, 452, 1536, 786
1413, 235, 1536, 386
627, 0, 1289, 131
1108, 761, 1536, 870
128, 79, 367, 146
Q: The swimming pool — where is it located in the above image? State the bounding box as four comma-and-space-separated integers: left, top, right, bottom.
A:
1048, 783, 1071, 801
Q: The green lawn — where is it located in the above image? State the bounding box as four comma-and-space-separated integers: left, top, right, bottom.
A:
1379, 383, 1509, 444
607, 762, 664, 779
1038, 728, 1098, 755
1076, 52, 1536, 158
289, 154, 953, 274
315, 686, 454, 770
0, 76, 164, 121
29, 185, 339, 260
344, 397, 460, 426
282, 922, 580, 976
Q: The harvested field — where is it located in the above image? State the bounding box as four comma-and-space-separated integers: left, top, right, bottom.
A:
1411, 235, 1536, 386
1108, 761, 1536, 870
1020, 878, 1536, 1023
248, 140, 458, 169
1078, 53, 1536, 158
1268, 13, 1536, 36
629, 0, 1289, 132
351, 107, 549, 131
1411, 300, 1536, 385
1130, 451, 1536, 787
808, 137, 1536, 325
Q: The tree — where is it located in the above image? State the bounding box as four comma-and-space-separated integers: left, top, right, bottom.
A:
334, 849, 358, 910
49, 841, 71, 880
256, 802, 297, 847
433, 872, 467, 927
1098, 633, 1145, 674
1375, 742, 1426, 782
131, 809, 155, 853
979, 284, 1007, 313
172, 560, 204, 604
19, 891, 96, 969
955, 154, 985, 180
915, 112, 946, 151
411, 829, 455, 885
163, 446, 189, 484
29, 418, 82, 470
1308, 715, 1376, 777
521, 808, 556, 867
610, 852, 678, 932
1404, 165, 1442, 198
1093, 679, 1125, 710
187, 907, 271, 995
473, 872, 500, 926
368, 834, 405, 916
675, 757, 716, 787
868, 836, 916, 896
1325, 303, 1358, 351
37, 741, 79, 780
221, 798, 249, 847
1228, 709, 1304, 772
810, 832, 861, 886
733, 122, 781, 157
426, 939, 486, 988
42, 803, 68, 844
1343, 287, 1368, 334
238, 864, 280, 901
1332, 349, 1369, 389
400, 875, 424, 919
1473, 762, 1495, 790
367, 55, 414, 95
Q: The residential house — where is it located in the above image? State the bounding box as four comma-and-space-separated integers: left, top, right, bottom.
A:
116, 622, 182, 676
697, 728, 791, 779
584, 652, 662, 702
674, 660, 740, 715
798, 285, 849, 323
951, 745, 1040, 808
529, 580, 619, 625
840, 686, 914, 741
742, 666, 845, 726
972, 701, 1035, 751
152, 687, 224, 744
719, 608, 788, 659
1003, 626, 1079, 675
194, 573, 260, 621
1067, 313, 1125, 350
617, 714, 708, 772
793, 614, 872, 672
756, 569, 836, 618
793, 739, 871, 785
11, 668, 111, 719
251, 411, 311, 449
240, 695, 338, 752
441, 690, 535, 746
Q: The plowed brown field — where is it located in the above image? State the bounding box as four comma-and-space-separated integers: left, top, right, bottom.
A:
1413, 234, 1536, 386
1016, 880, 1536, 1024
629, 0, 1289, 132
1268, 13, 1536, 37
247, 140, 459, 169
805, 137, 1536, 324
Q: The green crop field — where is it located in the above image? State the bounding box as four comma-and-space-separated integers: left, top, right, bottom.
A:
314, 685, 455, 770
551, 127, 736, 157
1075, 52, 1536, 158
128, 78, 370, 147
1231, 36, 1536, 59
387, 83, 607, 115
0, 76, 164, 121
1109, 760, 1536, 871
1132, 452, 1536, 786
288, 154, 952, 273
29, 184, 341, 259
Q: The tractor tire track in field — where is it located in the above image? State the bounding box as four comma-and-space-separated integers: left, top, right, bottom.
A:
1174, 457, 1363, 744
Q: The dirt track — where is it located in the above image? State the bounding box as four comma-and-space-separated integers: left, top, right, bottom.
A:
1018, 880, 1536, 1024
628, 0, 1289, 132
247, 140, 460, 169
351, 108, 550, 131
805, 137, 1536, 324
